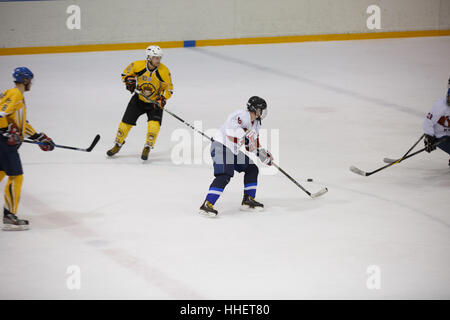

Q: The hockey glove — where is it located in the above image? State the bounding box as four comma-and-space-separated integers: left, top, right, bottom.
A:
424, 134, 437, 153
257, 148, 273, 166
3, 123, 21, 146
124, 76, 137, 93
245, 129, 258, 152
30, 132, 55, 151
156, 95, 166, 109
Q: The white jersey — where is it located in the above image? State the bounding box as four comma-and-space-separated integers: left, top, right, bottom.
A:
423, 97, 450, 138
213, 109, 261, 154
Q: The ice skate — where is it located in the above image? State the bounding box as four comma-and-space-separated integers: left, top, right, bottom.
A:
3, 211, 29, 231
240, 194, 264, 212
141, 144, 152, 161
199, 200, 218, 217
106, 142, 122, 157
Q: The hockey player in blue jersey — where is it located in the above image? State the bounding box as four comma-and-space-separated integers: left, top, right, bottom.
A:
199, 96, 274, 217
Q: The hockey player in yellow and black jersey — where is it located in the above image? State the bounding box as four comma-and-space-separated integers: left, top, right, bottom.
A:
106, 45, 174, 160
0, 67, 55, 231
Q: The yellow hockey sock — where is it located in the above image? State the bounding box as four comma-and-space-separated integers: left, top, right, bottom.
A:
115, 122, 132, 145
4, 175, 23, 214
145, 120, 160, 148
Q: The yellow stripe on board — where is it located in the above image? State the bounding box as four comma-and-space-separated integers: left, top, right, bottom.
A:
1, 29, 449, 56
196, 29, 450, 46
0, 41, 184, 56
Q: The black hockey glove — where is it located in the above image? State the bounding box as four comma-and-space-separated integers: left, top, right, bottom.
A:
124, 76, 136, 93
156, 95, 166, 109
424, 134, 437, 153
3, 123, 21, 146
30, 132, 55, 151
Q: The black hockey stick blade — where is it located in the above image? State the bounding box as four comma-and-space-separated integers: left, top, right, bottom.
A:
349, 165, 368, 176
86, 134, 101, 152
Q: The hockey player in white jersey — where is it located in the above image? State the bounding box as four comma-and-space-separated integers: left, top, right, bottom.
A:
199, 96, 274, 217
422, 78, 450, 165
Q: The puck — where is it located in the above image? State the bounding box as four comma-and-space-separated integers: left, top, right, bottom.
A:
307, 178, 313, 182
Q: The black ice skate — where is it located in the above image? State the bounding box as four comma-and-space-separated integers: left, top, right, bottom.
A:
141, 144, 152, 161
106, 142, 123, 157
3, 210, 29, 231
240, 194, 264, 212
199, 200, 218, 217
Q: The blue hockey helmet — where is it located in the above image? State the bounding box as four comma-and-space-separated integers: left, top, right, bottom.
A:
13, 67, 34, 83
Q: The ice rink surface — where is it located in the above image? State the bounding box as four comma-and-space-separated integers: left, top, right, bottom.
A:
0, 36, 449, 299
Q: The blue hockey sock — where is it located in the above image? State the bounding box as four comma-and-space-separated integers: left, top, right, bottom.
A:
205, 175, 230, 205
206, 188, 223, 205
244, 183, 257, 198
243, 164, 258, 198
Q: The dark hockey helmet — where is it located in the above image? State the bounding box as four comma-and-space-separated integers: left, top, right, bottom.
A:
247, 96, 268, 121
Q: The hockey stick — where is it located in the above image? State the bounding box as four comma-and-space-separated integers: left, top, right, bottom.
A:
350, 137, 449, 177
383, 134, 425, 164
164, 108, 328, 198
164, 108, 214, 142
22, 134, 101, 152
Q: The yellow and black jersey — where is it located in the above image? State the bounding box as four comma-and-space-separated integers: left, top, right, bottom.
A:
121, 60, 173, 104
0, 87, 36, 138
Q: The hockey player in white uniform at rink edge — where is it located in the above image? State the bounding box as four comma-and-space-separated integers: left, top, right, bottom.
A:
422, 78, 450, 165
199, 96, 274, 217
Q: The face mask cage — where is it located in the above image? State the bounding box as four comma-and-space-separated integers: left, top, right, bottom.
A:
258, 108, 268, 120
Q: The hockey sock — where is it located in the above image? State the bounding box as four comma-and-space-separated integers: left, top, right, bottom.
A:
115, 122, 132, 145
205, 174, 231, 205
146, 120, 160, 147
4, 174, 23, 215
243, 164, 259, 198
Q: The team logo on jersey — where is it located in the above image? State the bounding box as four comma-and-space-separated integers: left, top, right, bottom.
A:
437, 116, 450, 128
139, 83, 157, 97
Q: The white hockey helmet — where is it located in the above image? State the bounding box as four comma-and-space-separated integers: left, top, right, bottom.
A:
146, 45, 163, 60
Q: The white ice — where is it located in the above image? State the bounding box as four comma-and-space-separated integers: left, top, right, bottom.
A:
0, 36, 449, 299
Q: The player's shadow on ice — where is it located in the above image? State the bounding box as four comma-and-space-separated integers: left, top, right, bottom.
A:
105, 148, 172, 163
219, 197, 325, 217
